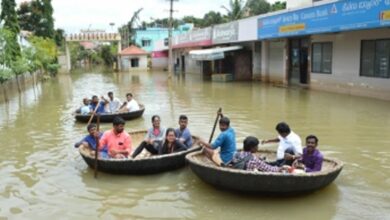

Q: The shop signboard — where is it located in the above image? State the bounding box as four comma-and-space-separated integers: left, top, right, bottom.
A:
213, 22, 239, 44
258, 0, 390, 39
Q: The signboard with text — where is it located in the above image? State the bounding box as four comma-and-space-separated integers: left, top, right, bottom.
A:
258, 0, 390, 39
213, 22, 239, 44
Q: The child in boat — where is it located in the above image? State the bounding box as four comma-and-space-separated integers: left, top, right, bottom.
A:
232, 136, 288, 173
158, 128, 187, 154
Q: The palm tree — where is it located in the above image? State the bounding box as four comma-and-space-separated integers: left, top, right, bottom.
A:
221, 0, 246, 21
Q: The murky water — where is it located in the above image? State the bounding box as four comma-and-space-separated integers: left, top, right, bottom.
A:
0, 71, 389, 219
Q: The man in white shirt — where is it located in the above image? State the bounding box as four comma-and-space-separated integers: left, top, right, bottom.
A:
262, 122, 302, 166
104, 91, 121, 113
119, 93, 140, 112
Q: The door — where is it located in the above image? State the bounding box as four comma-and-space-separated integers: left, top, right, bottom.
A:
289, 38, 309, 85
181, 55, 185, 72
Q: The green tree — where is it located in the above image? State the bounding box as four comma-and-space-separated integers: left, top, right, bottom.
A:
119, 8, 143, 48
16, 0, 55, 38
22, 46, 41, 87
100, 45, 114, 67
0, 28, 15, 101
201, 11, 224, 27
271, 1, 286, 11
182, 16, 203, 27
36, 0, 55, 38
222, 0, 246, 21
245, 0, 271, 16
0, 0, 21, 58
29, 36, 58, 76
10, 55, 29, 93
54, 28, 65, 47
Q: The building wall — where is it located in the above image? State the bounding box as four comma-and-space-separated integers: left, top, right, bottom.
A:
120, 55, 148, 71
151, 57, 168, 70
310, 28, 390, 100
238, 17, 257, 42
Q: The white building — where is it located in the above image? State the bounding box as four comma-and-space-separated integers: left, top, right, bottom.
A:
119, 45, 149, 71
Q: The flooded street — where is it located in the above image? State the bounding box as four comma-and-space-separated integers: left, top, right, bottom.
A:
0, 71, 389, 219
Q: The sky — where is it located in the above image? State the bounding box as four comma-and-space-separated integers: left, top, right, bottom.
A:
16, 0, 288, 34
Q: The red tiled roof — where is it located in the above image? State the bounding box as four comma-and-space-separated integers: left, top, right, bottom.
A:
119, 45, 149, 55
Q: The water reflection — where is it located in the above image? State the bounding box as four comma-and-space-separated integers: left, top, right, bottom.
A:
0, 71, 389, 219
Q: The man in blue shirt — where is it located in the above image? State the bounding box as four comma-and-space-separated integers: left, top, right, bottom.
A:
74, 124, 108, 158
89, 95, 107, 114
200, 116, 236, 166
175, 115, 193, 149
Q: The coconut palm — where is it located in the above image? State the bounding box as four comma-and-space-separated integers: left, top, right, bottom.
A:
222, 0, 246, 21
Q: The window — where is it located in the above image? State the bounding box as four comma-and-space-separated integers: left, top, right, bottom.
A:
131, 58, 139, 67
360, 39, 390, 78
142, 39, 151, 47
312, 42, 332, 74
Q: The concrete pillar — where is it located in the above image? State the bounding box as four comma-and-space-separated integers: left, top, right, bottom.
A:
65, 42, 71, 72
261, 40, 269, 82
117, 41, 122, 71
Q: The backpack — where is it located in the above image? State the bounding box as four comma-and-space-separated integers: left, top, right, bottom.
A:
231, 154, 253, 170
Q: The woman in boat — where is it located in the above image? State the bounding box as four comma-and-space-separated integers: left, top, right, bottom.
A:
131, 115, 166, 158
159, 128, 188, 155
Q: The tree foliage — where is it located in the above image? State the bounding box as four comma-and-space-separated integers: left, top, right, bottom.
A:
29, 36, 58, 75
222, 0, 246, 21
119, 8, 143, 48
0, 0, 21, 59
245, 0, 271, 16
202, 11, 224, 27
271, 1, 286, 11
16, 0, 55, 38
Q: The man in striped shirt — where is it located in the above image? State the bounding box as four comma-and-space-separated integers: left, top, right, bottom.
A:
232, 136, 288, 172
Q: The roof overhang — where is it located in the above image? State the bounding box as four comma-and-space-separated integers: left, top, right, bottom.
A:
189, 46, 243, 61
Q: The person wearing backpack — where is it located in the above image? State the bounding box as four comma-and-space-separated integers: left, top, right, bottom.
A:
232, 136, 288, 172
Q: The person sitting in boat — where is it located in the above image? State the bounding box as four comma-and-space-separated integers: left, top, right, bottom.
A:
262, 122, 302, 166
175, 115, 192, 149
77, 98, 91, 115
293, 135, 323, 173
98, 116, 132, 159
101, 91, 121, 113
89, 95, 108, 114
199, 116, 236, 166
232, 136, 288, 172
131, 115, 166, 158
74, 123, 108, 158
119, 93, 140, 113
158, 128, 187, 155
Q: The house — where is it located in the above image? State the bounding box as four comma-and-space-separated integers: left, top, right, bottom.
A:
119, 45, 149, 71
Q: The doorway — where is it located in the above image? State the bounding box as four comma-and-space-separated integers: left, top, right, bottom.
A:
181, 55, 185, 73
289, 38, 309, 85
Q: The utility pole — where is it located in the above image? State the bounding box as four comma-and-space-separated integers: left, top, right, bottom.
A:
167, 0, 177, 78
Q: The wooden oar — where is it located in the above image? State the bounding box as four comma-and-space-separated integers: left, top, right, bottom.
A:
94, 114, 100, 178
208, 108, 222, 143
206, 108, 224, 166
87, 101, 100, 126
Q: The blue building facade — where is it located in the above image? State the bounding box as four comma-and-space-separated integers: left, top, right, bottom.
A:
133, 23, 193, 52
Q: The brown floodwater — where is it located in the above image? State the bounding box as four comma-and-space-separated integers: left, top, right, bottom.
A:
0, 71, 389, 219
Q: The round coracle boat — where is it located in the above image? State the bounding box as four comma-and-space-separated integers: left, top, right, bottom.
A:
186, 150, 343, 194
79, 130, 201, 175
75, 104, 145, 123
